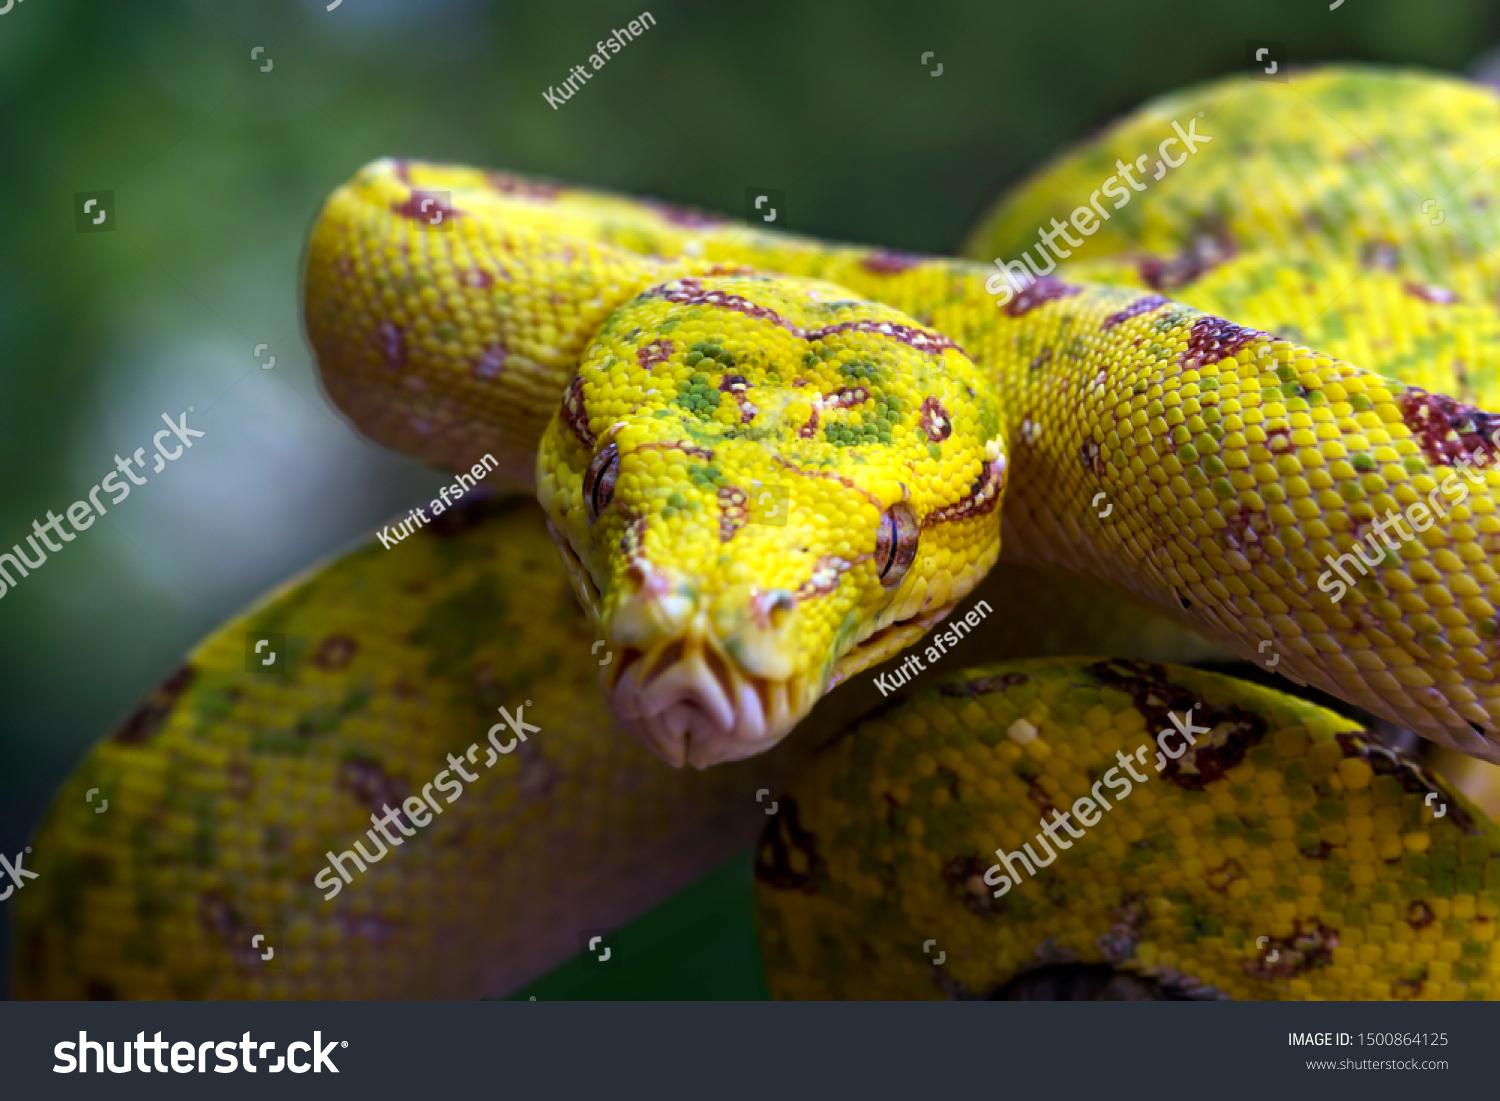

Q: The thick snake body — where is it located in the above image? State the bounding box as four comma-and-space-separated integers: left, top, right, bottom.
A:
18, 67, 1500, 1001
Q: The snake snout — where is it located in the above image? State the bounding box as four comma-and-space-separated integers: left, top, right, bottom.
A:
610, 639, 785, 768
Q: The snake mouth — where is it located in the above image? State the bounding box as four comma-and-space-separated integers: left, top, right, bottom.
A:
827, 601, 958, 687
604, 604, 954, 766
548, 522, 810, 766
606, 639, 811, 768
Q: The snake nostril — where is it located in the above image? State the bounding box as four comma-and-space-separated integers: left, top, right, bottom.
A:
751, 588, 798, 630
769, 591, 795, 629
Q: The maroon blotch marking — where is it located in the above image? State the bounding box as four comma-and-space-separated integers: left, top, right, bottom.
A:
1403, 281, 1459, 306
754, 796, 826, 894
1264, 425, 1292, 450
941, 855, 1009, 918
938, 672, 1028, 699
644, 200, 726, 228
1025, 777, 1057, 816
1182, 315, 1264, 368
391, 191, 465, 225
1406, 901, 1436, 930
1102, 295, 1170, 331
1220, 505, 1271, 561
1085, 659, 1267, 790
1361, 239, 1400, 271
1092, 895, 1152, 967
1003, 276, 1082, 318
920, 397, 952, 442
338, 913, 394, 946
795, 555, 854, 601
378, 321, 407, 370
561, 376, 595, 447
718, 485, 748, 543
1018, 413, 1039, 445
462, 268, 496, 290
484, 172, 561, 201
514, 738, 560, 803
1080, 440, 1106, 479
474, 346, 507, 380
1240, 919, 1339, 981
649, 278, 966, 356
923, 459, 1006, 526
1139, 225, 1236, 291
311, 634, 358, 672
828, 386, 869, 410
653, 278, 792, 329
637, 338, 674, 370
860, 250, 926, 275
619, 516, 649, 560
811, 318, 963, 355
719, 375, 758, 423
337, 757, 409, 814
1333, 728, 1476, 833
1396, 387, 1500, 467
198, 891, 243, 943
1205, 857, 1245, 893
113, 665, 195, 745
636, 440, 714, 461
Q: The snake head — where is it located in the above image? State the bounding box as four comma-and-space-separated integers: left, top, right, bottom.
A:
538, 274, 1004, 767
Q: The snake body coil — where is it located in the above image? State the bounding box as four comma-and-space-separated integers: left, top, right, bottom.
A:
18, 67, 1500, 1001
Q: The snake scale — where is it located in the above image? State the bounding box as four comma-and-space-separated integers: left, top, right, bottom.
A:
18, 67, 1500, 1001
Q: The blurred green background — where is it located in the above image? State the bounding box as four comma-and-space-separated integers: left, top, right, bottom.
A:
3, 0, 1499, 1000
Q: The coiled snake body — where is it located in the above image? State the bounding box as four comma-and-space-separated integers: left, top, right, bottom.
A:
18, 67, 1500, 1001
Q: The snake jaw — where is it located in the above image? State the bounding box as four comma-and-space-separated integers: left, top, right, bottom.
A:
598, 583, 824, 765
608, 634, 806, 767
829, 601, 958, 684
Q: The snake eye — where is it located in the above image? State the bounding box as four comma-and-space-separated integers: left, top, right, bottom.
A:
874, 501, 919, 589
584, 442, 619, 524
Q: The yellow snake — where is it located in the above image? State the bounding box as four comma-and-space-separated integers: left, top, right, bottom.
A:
17, 66, 1500, 1001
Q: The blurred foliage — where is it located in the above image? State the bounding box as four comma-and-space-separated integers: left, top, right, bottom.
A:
2, 0, 1498, 998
